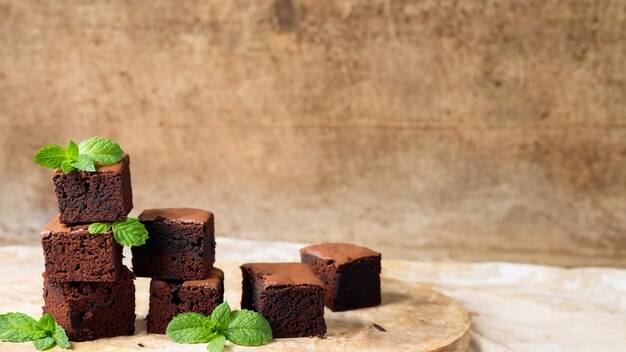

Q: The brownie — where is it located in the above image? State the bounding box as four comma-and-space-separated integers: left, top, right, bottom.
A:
42, 266, 136, 342
240, 263, 326, 338
131, 208, 215, 280
41, 214, 122, 282
147, 268, 224, 334
300, 243, 381, 311
53, 154, 133, 224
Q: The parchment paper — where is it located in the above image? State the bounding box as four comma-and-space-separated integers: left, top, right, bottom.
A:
0, 239, 469, 352
1, 237, 625, 351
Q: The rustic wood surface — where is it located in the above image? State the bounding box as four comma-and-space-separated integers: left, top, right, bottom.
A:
0, 0, 625, 266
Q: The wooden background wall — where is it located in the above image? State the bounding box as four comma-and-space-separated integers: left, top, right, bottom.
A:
1, 0, 624, 266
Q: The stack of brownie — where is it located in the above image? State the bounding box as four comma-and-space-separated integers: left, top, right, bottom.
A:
35, 145, 382, 342
131, 208, 223, 334
40, 156, 136, 341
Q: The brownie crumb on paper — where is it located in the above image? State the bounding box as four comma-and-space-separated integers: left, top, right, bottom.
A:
373, 323, 387, 332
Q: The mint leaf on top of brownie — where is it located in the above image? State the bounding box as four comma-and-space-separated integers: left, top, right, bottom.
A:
166, 301, 272, 352
69, 154, 96, 172
89, 217, 149, 247
33, 137, 125, 173
0, 312, 70, 350
33, 144, 69, 170
87, 222, 113, 234
77, 137, 124, 165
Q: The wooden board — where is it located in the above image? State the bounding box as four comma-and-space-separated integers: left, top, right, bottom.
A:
0, 246, 470, 352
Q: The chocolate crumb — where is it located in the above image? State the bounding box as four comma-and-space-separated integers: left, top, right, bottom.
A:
373, 323, 387, 332
138, 343, 145, 347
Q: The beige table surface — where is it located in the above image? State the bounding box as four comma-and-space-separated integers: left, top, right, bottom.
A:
0, 237, 625, 352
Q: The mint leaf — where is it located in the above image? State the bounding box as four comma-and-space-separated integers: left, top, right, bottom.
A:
111, 218, 149, 247
78, 137, 124, 165
70, 154, 96, 172
166, 302, 273, 350
66, 140, 79, 160
92, 218, 148, 247
223, 309, 272, 346
0, 312, 47, 342
52, 322, 70, 349
0, 313, 68, 349
206, 335, 225, 352
210, 302, 233, 331
61, 160, 75, 173
33, 145, 68, 169
38, 314, 54, 333
33, 336, 55, 350
166, 312, 216, 344
88, 222, 112, 234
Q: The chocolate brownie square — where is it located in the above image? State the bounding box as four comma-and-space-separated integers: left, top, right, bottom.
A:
53, 154, 133, 224
42, 266, 135, 342
300, 243, 381, 311
131, 208, 215, 280
41, 214, 122, 282
147, 268, 224, 334
240, 263, 326, 338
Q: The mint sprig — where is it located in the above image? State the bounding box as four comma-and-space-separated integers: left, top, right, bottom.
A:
88, 217, 149, 247
166, 302, 272, 352
0, 313, 70, 350
33, 137, 124, 173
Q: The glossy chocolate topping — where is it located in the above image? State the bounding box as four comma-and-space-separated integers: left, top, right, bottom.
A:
241, 262, 324, 287
300, 243, 381, 266
41, 214, 91, 235
182, 268, 224, 287
139, 208, 213, 224
52, 154, 129, 174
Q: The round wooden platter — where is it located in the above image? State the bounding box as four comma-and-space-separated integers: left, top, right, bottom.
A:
0, 252, 470, 352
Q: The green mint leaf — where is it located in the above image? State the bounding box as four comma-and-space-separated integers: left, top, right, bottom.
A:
111, 218, 149, 247
38, 314, 54, 333
223, 309, 272, 346
66, 140, 79, 160
166, 312, 216, 344
60, 160, 75, 173
70, 154, 96, 172
52, 322, 70, 349
88, 222, 112, 234
78, 137, 124, 165
206, 334, 225, 352
33, 336, 55, 350
33, 145, 68, 169
210, 302, 233, 332
0, 312, 47, 342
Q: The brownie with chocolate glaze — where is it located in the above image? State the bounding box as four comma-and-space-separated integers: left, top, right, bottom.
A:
42, 266, 135, 342
52, 155, 133, 224
240, 262, 326, 338
147, 268, 224, 334
300, 243, 381, 311
131, 208, 215, 280
41, 214, 122, 282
